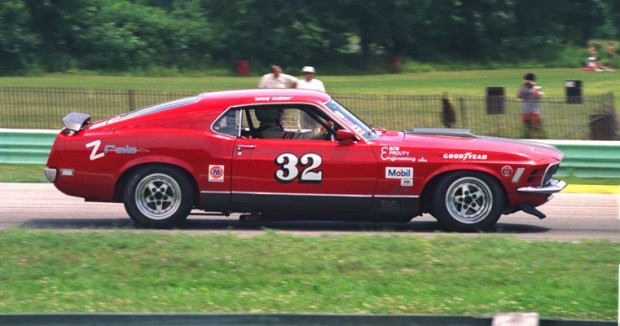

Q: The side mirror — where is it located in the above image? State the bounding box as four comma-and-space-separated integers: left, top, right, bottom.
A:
336, 129, 357, 143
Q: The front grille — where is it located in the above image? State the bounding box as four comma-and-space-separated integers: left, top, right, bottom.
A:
526, 169, 541, 183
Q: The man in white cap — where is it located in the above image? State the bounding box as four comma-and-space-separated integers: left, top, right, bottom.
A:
296, 66, 325, 92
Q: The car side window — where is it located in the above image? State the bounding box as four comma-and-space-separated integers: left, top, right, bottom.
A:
249, 105, 337, 141
213, 109, 240, 137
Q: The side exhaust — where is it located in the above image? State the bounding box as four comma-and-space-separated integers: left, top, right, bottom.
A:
520, 204, 546, 219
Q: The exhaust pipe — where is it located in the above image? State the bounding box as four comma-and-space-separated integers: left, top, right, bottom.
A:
520, 204, 546, 219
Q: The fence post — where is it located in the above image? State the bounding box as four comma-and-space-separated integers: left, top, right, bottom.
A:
458, 97, 467, 129
606, 92, 618, 139
128, 89, 136, 111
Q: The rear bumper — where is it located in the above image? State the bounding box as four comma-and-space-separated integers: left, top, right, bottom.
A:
43, 167, 57, 183
517, 178, 567, 195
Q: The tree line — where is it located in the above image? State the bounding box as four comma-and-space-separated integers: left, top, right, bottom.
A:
1, 0, 619, 74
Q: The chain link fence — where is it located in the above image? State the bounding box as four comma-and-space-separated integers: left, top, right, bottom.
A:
0, 87, 617, 140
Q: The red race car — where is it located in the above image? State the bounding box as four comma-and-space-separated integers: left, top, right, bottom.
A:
44, 89, 566, 230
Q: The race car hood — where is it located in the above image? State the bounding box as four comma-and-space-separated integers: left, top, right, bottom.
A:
376, 128, 564, 163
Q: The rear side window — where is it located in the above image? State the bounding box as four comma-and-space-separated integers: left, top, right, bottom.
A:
213, 109, 241, 137
120, 96, 199, 120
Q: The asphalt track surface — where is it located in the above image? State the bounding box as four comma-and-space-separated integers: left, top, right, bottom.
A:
1, 183, 618, 241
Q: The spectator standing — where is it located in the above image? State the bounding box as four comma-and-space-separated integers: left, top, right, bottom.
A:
296, 66, 326, 92
588, 42, 598, 58
258, 65, 297, 89
516, 73, 544, 136
607, 42, 617, 69
295, 66, 326, 130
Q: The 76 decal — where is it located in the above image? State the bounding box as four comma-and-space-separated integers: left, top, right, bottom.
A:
274, 153, 323, 184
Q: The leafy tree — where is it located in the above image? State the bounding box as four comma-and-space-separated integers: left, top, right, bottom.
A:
0, 0, 39, 73
2, 0, 619, 74
334, 0, 418, 58
22, 0, 90, 71
73, 0, 211, 70
203, 0, 349, 70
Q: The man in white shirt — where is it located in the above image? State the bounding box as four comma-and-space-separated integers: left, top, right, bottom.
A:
296, 66, 325, 92
258, 65, 297, 89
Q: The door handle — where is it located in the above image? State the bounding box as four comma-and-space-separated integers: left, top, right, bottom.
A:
236, 144, 256, 156
237, 145, 256, 150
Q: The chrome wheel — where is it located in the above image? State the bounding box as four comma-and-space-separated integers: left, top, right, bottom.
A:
134, 173, 182, 220
124, 165, 194, 228
431, 172, 505, 231
445, 177, 493, 224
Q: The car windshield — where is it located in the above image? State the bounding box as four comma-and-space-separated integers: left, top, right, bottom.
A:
325, 99, 377, 140
119, 96, 199, 120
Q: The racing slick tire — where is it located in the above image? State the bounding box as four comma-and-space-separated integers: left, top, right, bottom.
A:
124, 165, 194, 228
431, 171, 505, 231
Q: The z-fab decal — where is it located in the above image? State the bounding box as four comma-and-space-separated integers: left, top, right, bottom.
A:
86, 140, 105, 161
86, 140, 148, 161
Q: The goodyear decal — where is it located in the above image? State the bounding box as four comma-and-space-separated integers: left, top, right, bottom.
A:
443, 152, 488, 160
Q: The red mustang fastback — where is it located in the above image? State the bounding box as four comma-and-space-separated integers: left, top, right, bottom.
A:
44, 89, 566, 230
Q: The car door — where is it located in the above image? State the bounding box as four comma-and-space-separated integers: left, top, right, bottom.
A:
230, 106, 377, 216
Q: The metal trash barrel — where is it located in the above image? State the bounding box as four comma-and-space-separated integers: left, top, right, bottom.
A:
486, 87, 505, 114
565, 80, 582, 104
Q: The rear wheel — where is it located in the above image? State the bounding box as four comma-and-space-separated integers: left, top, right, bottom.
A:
431, 172, 505, 231
123, 165, 194, 228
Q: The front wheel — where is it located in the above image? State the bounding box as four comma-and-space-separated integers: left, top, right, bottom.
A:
123, 165, 194, 228
431, 172, 505, 231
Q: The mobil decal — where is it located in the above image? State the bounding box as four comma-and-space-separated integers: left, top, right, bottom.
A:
385, 167, 413, 178
385, 167, 414, 187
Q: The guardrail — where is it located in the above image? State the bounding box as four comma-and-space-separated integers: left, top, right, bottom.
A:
0, 129, 57, 164
1, 129, 619, 179
531, 139, 620, 178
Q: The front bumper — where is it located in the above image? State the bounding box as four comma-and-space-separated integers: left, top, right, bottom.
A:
517, 178, 567, 194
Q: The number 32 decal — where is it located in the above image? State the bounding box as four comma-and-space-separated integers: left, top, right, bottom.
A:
275, 153, 323, 184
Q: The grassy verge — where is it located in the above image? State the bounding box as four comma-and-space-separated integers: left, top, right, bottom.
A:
560, 176, 620, 186
0, 230, 616, 320
1, 164, 48, 183
1, 69, 618, 138
0, 68, 618, 97
2, 164, 618, 185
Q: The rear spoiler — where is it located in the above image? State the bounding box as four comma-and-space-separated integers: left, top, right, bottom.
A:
62, 112, 91, 132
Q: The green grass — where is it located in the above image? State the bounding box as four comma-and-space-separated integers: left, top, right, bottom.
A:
1, 68, 618, 96
560, 175, 620, 186
0, 164, 48, 183
0, 230, 616, 320
1, 69, 618, 138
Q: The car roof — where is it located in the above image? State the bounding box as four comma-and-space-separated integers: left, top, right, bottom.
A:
196, 89, 332, 108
